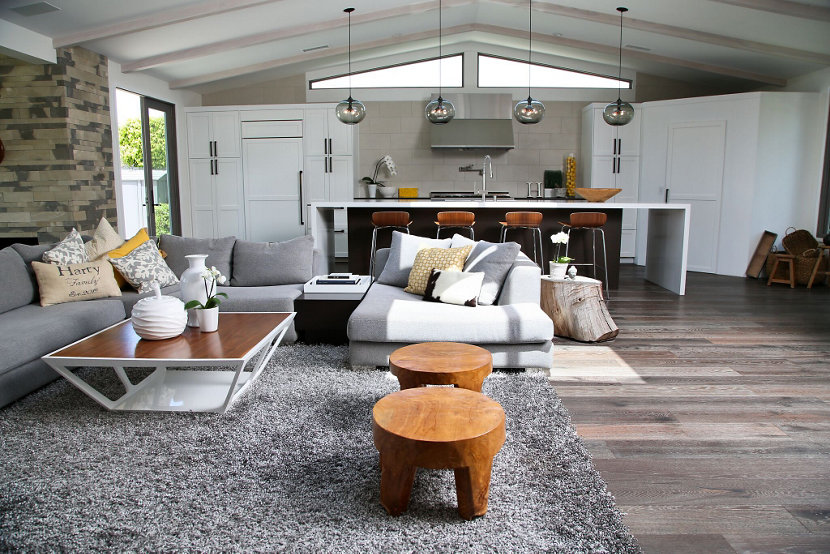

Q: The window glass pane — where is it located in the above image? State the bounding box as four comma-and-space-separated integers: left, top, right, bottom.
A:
147, 108, 171, 235
478, 54, 628, 89
115, 89, 146, 238
311, 54, 463, 89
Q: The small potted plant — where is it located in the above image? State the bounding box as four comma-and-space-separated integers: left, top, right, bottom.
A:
183, 266, 227, 332
361, 155, 397, 198
550, 232, 574, 279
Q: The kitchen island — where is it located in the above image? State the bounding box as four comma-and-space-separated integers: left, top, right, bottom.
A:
309, 200, 690, 295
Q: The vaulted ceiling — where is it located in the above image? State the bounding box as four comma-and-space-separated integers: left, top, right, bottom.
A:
2, 0, 829, 94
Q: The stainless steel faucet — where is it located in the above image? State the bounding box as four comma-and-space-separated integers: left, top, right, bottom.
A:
481, 155, 492, 201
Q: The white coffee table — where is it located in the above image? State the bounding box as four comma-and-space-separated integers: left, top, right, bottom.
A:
42, 312, 295, 413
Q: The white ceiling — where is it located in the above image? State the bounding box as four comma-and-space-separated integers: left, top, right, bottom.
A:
1, 0, 829, 94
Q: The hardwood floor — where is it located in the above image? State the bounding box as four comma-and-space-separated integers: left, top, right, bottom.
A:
551, 266, 830, 553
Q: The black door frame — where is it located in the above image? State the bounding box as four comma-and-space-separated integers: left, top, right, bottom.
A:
139, 95, 181, 236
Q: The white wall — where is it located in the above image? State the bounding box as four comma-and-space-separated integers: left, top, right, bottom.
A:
108, 61, 201, 237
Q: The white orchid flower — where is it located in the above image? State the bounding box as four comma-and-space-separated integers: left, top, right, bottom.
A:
550, 232, 569, 245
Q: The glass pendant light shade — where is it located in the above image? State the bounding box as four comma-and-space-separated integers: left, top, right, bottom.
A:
603, 98, 634, 126
336, 96, 366, 124
514, 96, 545, 125
425, 96, 455, 124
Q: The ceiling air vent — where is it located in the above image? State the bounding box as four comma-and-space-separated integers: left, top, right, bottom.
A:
11, 2, 60, 16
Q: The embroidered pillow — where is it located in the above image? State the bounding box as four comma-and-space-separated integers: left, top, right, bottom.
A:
108, 240, 178, 293
84, 217, 124, 260
32, 259, 121, 307
423, 269, 484, 307
42, 228, 89, 265
404, 245, 472, 296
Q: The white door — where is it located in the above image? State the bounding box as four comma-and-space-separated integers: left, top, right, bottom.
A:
186, 113, 212, 159
303, 109, 328, 157
242, 138, 304, 241
214, 157, 245, 239
665, 121, 726, 273
188, 158, 216, 238
211, 112, 241, 158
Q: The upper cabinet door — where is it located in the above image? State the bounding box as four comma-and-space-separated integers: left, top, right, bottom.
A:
303, 109, 328, 157
617, 116, 641, 157
211, 111, 241, 158
591, 109, 617, 157
326, 110, 352, 156
187, 113, 212, 158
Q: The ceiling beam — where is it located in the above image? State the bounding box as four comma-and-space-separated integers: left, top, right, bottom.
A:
708, 0, 830, 22
492, 0, 830, 65
171, 22, 787, 90
52, 0, 287, 48
122, 0, 472, 73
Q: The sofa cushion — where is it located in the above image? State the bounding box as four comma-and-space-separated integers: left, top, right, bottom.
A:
377, 231, 451, 288
11, 242, 54, 295
450, 234, 521, 306
230, 235, 314, 286
404, 245, 472, 295
159, 235, 235, 280
42, 228, 88, 265
32, 259, 122, 306
84, 217, 124, 260
424, 269, 484, 307
348, 283, 552, 344
108, 240, 179, 293
215, 284, 301, 312
0, 247, 37, 313
0, 299, 126, 376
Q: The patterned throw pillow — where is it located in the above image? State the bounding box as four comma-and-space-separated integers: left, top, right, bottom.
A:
108, 240, 179, 293
84, 217, 124, 260
423, 269, 485, 307
42, 228, 89, 265
32, 259, 122, 307
108, 228, 151, 288
404, 245, 472, 296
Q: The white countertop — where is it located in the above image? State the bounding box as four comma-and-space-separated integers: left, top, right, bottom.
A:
311, 200, 690, 210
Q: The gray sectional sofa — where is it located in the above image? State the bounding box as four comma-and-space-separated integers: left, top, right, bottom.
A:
347, 246, 554, 369
0, 235, 323, 409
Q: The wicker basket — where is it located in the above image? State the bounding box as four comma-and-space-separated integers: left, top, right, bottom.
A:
782, 227, 818, 257
764, 228, 826, 285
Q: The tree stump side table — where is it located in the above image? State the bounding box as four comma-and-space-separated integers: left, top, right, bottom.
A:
540, 276, 619, 342
389, 342, 493, 391
372, 387, 506, 520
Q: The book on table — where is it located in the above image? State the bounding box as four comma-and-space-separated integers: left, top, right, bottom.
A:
316, 274, 360, 285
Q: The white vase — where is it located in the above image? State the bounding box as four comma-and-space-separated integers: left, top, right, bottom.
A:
131, 282, 187, 340
197, 307, 219, 333
180, 254, 208, 327
549, 262, 568, 280
367, 184, 377, 198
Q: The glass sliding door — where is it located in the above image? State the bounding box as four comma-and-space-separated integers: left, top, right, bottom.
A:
115, 89, 181, 237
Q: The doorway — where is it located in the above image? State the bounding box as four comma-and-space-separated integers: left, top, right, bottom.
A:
115, 89, 181, 237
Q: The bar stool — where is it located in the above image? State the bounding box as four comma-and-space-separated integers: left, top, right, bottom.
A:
560, 212, 610, 299
766, 253, 795, 288
370, 211, 412, 280
435, 211, 475, 239
499, 211, 544, 267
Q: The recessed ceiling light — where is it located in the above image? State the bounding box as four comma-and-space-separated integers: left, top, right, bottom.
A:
11, 2, 60, 16
302, 45, 329, 53
625, 44, 651, 52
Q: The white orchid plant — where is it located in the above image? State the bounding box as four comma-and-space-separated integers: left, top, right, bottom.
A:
550, 232, 574, 264
184, 266, 228, 310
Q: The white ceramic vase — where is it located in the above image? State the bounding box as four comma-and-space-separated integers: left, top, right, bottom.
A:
367, 184, 377, 198
180, 254, 208, 327
131, 282, 187, 340
550, 262, 568, 280
197, 307, 219, 332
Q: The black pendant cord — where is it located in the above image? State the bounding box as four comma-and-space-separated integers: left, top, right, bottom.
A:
346, 7, 354, 102
616, 7, 626, 103
527, 0, 532, 101
438, 0, 443, 99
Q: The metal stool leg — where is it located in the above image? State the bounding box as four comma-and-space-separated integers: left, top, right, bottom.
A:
531, 227, 538, 265
591, 228, 597, 280
469, 226, 474, 241
599, 228, 610, 300
369, 227, 379, 282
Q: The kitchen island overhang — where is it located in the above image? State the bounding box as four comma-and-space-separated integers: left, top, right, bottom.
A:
309, 200, 690, 295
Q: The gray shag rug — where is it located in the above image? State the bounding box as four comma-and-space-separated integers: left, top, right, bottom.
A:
0, 344, 639, 553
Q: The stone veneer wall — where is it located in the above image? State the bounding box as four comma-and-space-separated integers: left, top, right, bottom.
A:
0, 47, 116, 243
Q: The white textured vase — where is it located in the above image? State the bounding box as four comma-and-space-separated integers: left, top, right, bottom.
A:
549, 262, 568, 280
180, 254, 208, 327
197, 307, 219, 333
131, 282, 188, 340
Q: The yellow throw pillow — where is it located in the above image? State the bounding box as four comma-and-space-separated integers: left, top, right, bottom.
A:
404, 245, 472, 296
107, 228, 150, 288
84, 217, 125, 260
32, 259, 122, 307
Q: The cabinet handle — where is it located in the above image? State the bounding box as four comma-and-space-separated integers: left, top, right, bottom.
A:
210, 159, 214, 175
298, 170, 304, 225
333, 229, 345, 234
616, 158, 620, 174
323, 139, 328, 155
209, 141, 213, 157
618, 138, 622, 154
328, 138, 332, 154
214, 159, 219, 175
213, 140, 218, 157
665, 188, 670, 203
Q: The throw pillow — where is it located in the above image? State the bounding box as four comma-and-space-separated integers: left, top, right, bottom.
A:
159, 234, 236, 279
450, 234, 521, 305
32, 259, 122, 307
42, 229, 89, 265
377, 231, 452, 287
108, 240, 179, 293
423, 269, 485, 307
404, 244, 472, 296
84, 217, 124, 260
230, 235, 314, 286
107, 228, 151, 288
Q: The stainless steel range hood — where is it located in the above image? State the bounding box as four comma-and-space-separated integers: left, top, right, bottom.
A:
430, 94, 514, 150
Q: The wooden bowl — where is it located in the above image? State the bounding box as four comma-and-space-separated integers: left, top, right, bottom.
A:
574, 188, 621, 202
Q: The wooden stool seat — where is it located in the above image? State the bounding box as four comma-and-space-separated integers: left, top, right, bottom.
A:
390, 342, 493, 392
767, 253, 796, 288
499, 211, 544, 267
373, 387, 506, 519
435, 211, 476, 239
370, 211, 412, 279
560, 211, 611, 299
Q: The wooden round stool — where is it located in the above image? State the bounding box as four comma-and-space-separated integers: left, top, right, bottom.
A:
435, 211, 475, 240
390, 342, 492, 392
499, 211, 544, 267
372, 387, 506, 519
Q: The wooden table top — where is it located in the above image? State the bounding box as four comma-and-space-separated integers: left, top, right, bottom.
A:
373, 388, 505, 444
49, 312, 293, 361
390, 342, 492, 376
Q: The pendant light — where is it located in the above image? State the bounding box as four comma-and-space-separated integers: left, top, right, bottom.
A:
425, 0, 455, 124
514, 0, 544, 125
602, 7, 634, 126
335, 7, 366, 125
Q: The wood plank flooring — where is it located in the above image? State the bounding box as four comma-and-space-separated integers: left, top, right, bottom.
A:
551, 266, 830, 553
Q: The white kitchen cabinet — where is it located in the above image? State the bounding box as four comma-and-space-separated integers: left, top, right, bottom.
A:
303, 108, 353, 157
188, 157, 245, 239
186, 111, 241, 159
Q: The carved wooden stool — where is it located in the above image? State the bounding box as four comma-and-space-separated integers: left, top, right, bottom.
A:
389, 342, 492, 392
